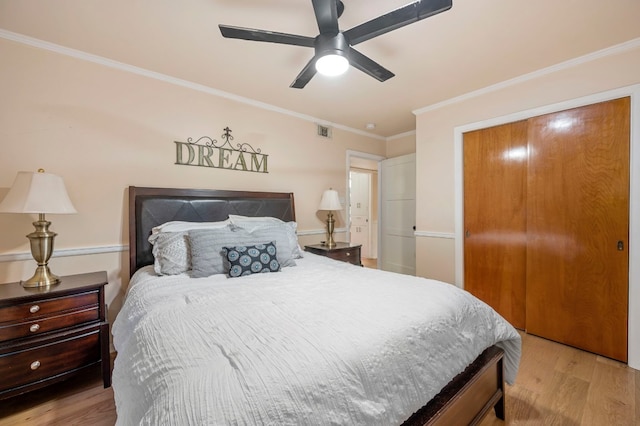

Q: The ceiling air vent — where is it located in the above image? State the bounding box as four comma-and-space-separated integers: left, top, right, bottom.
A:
317, 124, 332, 139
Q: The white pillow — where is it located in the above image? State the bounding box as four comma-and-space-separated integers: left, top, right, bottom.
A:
228, 215, 303, 259
283, 221, 304, 259
227, 215, 281, 232
148, 220, 231, 275
152, 219, 230, 234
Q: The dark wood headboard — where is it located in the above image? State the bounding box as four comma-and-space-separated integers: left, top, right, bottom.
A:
128, 186, 296, 277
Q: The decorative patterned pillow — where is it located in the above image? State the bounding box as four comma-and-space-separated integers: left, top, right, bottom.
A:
223, 242, 281, 277
148, 231, 190, 275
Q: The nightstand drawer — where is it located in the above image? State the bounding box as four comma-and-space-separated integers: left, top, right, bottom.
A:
304, 243, 362, 266
0, 291, 99, 324
327, 248, 360, 265
0, 306, 99, 341
0, 327, 101, 393
0, 271, 110, 399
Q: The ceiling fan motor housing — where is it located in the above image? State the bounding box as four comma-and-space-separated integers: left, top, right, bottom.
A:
315, 32, 349, 60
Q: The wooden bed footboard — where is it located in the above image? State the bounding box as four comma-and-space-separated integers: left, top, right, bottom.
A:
403, 346, 505, 426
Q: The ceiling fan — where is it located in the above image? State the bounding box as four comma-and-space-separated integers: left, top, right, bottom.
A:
218, 0, 453, 89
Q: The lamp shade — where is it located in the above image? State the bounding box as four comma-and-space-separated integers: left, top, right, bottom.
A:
318, 189, 342, 211
0, 171, 77, 214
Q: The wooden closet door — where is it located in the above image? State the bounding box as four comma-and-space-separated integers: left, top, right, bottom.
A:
463, 121, 528, 329
526, 97, 630, 362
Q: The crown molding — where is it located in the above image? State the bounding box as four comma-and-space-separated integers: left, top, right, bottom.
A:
413, 37, 640, 115
386, 129, 416, 141
0, 29, 385, 141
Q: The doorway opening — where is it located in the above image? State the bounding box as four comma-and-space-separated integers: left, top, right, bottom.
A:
346, 151, 383, 268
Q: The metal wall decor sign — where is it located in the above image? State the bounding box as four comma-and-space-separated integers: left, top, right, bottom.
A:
175, 127, 268, 173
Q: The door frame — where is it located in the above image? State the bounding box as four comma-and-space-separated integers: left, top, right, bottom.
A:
453, 84, 640, 370
346, 150, 385, 261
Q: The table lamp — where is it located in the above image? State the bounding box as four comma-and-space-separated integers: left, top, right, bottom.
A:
0, 169, 77, 288
318, 189, 342, 248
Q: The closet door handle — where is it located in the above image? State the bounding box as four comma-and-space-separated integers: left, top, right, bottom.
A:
465, 230, 470, 238
617, 241, 624, 251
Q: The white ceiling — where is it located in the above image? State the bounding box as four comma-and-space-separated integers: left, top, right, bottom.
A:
1, 0, 640, 138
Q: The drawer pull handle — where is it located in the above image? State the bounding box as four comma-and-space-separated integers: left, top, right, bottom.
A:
346, 252, 351, 256
30, 361, 41, 370
30, 323, 40, 333
29, 305, 40, 314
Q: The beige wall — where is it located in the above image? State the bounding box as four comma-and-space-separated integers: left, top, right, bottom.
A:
414, 43, 640, 369
0, 38, 385, 321
386, 132, 416, 157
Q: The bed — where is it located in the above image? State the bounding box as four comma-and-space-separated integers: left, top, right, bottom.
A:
112, 186, 521, 425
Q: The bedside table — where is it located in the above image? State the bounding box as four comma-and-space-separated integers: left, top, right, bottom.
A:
0, 271, 110, 400
304, 242, 362, 266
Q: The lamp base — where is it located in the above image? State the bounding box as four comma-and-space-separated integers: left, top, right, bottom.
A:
326, 212, 336, 248
22, 214, 60, 288
21, 265, 61, 288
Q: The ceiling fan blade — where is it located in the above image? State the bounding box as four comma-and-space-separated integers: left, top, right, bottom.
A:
290, 57, 318, 89
348, 48, 395, 82
344, 0, 453, 46
312, 0, 340, 34
219, 25, 315, 48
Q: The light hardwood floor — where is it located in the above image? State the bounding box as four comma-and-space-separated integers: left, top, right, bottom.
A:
361, 257, 378, 268
479, 333, 639, 426
1, 333, 638, 425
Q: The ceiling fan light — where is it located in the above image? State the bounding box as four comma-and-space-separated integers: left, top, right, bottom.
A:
315, 54, 349, 77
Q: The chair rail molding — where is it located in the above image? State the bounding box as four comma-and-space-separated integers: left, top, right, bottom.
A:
0, 245, 128, 263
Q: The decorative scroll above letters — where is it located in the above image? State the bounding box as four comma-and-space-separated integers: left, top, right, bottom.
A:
175, 127, 268, 174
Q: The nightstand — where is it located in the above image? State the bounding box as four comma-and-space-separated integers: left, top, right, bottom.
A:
0, 271, 110, 400
304, 242, 362, 266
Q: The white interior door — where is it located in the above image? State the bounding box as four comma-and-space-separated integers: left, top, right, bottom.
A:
380, 153, 416, 275
349, 171, 371, 257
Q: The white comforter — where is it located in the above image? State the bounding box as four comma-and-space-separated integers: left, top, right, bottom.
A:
112, 253, 521, 426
